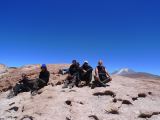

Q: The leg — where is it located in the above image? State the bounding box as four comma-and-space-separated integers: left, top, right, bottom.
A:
68, 76, 77, 89
37, 79, 47, 89
62, 79, 70, 88
85, 71, 92, 86
100, 74, 112, 84
91, 76, 100, 89
13, 84, 25, 96
94, 75, 107, 87
102, 77, 111, 84
75, 72, 81, 87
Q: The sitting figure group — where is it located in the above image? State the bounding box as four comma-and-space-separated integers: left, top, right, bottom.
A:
8, 60, 112, 98
62, 60, 112, 89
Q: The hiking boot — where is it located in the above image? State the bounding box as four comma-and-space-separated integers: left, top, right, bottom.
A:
62, 86, 68, 89
31, 90, 38, 96
69, 84, 74, 89
101, 84, 107, 87
62, 85, 68, 89
7, 90, 16, 99
91, 84, 95, 89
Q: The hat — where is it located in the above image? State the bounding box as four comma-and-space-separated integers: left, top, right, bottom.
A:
41, 64, 47, 68
72, 60, 77, 64
84, 60, 88, 64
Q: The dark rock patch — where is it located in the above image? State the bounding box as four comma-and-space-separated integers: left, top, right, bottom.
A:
9, 102, 15, 106
132, 97, 138, 101
122, 100, 132, 105
93, 90, 116, 97
77, 101, 84, 105
138, 112, 160, 118
117, 98, 123, 101
152, 112, 160, 115
88, 115, 99, 120
22, 106, 25, 112
66, 117, 71, 120
148, 92, 152, 95
106, 109, 119, 114
8, 106, 19, 112
65, 100, 72, 106
20, 115, 34, 120
112, 98, 117, 103
138, 93, 147, 98
138, 113, 152, 118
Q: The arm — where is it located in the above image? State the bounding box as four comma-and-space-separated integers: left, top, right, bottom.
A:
105, 68, 111, 78
68, 65, 73, 75
47, 72, 50, 81
68, 66, 73, 77
44, 72, 50, 83
95, 67, 99, 77
87, 66, 93, 72
39, 72, 41, 79
19, 79, 23, 84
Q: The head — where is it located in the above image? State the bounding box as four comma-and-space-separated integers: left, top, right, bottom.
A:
84, 60, 89, 65
22, 73, 27, 79
98, 60, 103, 66
41, 64, 47, 71
77, 62, 80, 67
72, 60, 77, 65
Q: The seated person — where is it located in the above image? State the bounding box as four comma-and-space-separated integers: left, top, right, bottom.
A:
8, 64, 50, 98
80, 61, 93, 86
92, 60, 112, 88
62, 60, 80, 89
31, 64, 50, 95
8, 74, 34, 98
38, 64, 50, 88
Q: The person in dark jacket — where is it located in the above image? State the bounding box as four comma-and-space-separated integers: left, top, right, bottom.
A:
38, 64, 50, 88
12, 74, 31, 96
7, 74, 34, 98
80, 61, 93, 86
8, 65, 50, 98
92, 60, 112, 88
28, 64, 50, 96
62, 60, 80, 89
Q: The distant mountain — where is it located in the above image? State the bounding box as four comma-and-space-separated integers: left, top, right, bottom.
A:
112, 68, 136, 75
112, 68, 160, 80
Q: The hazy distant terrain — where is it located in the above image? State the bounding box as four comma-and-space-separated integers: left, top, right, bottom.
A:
112, 68, 160, 80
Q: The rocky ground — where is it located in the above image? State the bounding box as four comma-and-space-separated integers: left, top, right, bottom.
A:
0, 64, 70, 92
0, 70, 160, 120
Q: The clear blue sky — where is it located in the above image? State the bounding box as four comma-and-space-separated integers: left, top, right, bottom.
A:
0, 0, 160, 75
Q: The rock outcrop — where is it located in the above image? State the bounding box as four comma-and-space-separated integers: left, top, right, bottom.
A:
0, 64, 70, 92
0, 64, 8, 74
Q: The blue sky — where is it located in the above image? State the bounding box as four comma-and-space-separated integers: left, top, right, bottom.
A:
0, 0, 160, 75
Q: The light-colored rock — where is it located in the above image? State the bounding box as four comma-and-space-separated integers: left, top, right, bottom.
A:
0, 64, 7, 74
0, 74, 160, 120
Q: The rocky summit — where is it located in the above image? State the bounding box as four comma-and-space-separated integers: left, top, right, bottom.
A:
0, 64, 160, 120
